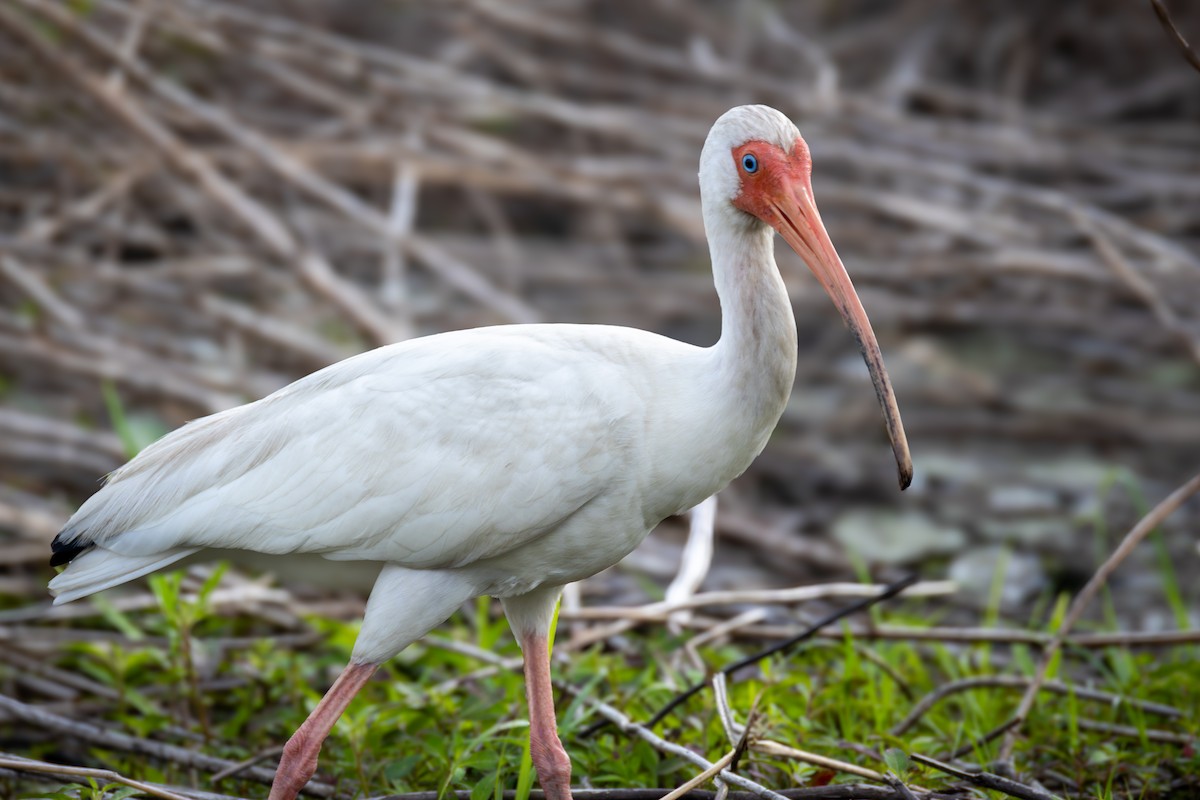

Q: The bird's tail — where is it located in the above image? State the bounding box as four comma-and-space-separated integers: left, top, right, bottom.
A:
49, 546, 199, 605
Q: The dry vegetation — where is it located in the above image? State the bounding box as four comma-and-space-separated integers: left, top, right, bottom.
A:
0, 1, 1198, 798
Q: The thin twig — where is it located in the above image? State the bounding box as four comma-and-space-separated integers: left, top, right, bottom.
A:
1067, 717, 1195, 746
419, 637, 787, 800
883, 773, 919, 800
576, 693, 792, 800
0, 754, 200, 800
635, 574, 919, 734
1150, 0, 1200, 74
0, 693, 335, 797
752, 741, 886, 782
659, 750, 736, 800
566, 581, 953, 623
891, 675, 1183, 735
370, 789, 925, 800
1075, 209, 1200, 366
910, 753, 1063, 800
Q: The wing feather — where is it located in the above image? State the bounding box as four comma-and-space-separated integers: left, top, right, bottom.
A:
57, 326, 648, 569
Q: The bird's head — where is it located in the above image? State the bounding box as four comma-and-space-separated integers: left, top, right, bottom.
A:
701, 105, 913, 490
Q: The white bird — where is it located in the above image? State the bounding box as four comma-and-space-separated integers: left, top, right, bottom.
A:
49, 105, 912, 800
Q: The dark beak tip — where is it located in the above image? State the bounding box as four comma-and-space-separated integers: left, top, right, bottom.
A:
898, 462, 913, 491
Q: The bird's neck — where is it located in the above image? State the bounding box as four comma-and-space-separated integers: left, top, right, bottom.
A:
707, 214, 798, 432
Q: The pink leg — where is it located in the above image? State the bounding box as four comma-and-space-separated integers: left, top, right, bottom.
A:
519, 631, 573, 800
268, 661, 377, 800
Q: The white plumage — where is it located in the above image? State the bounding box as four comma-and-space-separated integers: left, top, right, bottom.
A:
52, 325, 772, 598
49, 106, 911, 800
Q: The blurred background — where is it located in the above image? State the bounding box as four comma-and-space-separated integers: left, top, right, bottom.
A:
1, 0, 1198, 628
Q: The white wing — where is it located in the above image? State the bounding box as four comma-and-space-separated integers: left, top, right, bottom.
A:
58, 325, 658, 569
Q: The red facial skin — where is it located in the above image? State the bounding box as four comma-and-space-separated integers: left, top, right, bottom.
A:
730, 138, 812, 226
729, 137, 913, 490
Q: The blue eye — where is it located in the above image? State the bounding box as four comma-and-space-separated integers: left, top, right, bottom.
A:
741, 153, 758, 173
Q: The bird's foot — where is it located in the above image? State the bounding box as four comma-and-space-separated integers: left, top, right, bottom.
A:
266, 662, 378, 800
530, 729, 573, 799
267, 727, 322, 800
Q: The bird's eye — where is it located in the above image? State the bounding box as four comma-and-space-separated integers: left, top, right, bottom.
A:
741, 153, 758, 173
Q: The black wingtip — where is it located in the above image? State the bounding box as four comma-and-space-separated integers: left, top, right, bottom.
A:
50, 534, 92, 567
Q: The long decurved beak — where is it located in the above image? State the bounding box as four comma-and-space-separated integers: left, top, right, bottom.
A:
769, 175, 913, 490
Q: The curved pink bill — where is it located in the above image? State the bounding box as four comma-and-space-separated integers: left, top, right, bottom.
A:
770, 175, 913, 490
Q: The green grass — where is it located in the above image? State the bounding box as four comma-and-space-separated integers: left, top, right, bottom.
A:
4, 571, 1197, 799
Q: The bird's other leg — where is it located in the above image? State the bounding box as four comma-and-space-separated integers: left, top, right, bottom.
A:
269, 565, 481, 800
269, 661, 377, 800
503, 585, 573, 800
520, 629, 573, 798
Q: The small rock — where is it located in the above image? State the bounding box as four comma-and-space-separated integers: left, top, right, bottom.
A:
1028, 459, 1121, 492
948, 546, 1047, 610
987, 486, 1059, 516
979, 519, 1067, 548
910, 452, 986, 485
832, 509, 965, 564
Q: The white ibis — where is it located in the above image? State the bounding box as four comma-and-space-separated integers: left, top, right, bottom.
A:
48, 105, 911, 800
